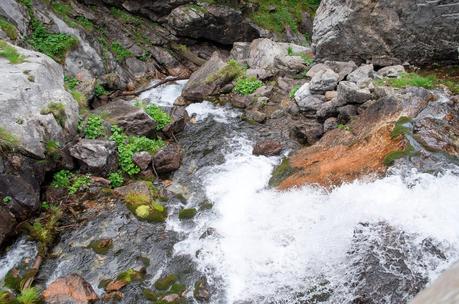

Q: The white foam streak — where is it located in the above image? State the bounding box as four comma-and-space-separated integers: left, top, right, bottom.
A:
186, 101, 239, 123
139, 79, 188, 107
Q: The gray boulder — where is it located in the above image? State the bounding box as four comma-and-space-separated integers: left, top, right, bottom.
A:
0, 207, 15, 246
132, 151, 152, 171
70, 139, 118, 176
377, 65, 406, 78
153, 144, 181, 174
312, 0, 459, 66
309, 68, 339, 94
324, 60, 358, 81
346, 64, 375, 88
336, 81, 373, 105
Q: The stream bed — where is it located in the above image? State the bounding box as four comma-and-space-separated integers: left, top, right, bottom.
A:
1, 80, 459, 303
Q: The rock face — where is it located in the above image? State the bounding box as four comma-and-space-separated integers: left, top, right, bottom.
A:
43, 274, 98, 304
313, 0, 459, 66
70, 140, 118, 176
167, 4, 259, 45
0, 208, 15, 246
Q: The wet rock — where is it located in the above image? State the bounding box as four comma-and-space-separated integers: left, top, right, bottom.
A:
43, 274, 98, 304
336, 81, 373, 105
0, 207, 15, 246
377, 65, 406, 78
114, 181, 153, 200
323, 117, 338, 132
0, 174, 40, 220
313, 0, 459, 66
167, 4, 259, 45
163, 106, 189, 136
324, 60, 358, 81
245, 110, 267, 123
95, 101, 156, 137
252, 140, 283, 156
161, 293, 181, 303
230, 95, 252, 109
346, 64, 375, 88
132, 151, 152, 171
291, 121, 324, 145
309, 68, 339, 94
194, 277, 211, 302
178, 208, 197, 220
69, 139, 118, 176
154, 144, 182, 174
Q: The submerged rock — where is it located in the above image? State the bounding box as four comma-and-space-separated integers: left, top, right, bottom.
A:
43, 274, 98, 304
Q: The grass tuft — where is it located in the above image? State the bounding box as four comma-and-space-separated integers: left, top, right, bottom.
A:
0, 40, 24, 64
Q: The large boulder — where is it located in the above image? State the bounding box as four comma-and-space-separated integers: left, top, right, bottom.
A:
313, 0, 459, 66
153, 144, 181, 174
167, 4, 259, 45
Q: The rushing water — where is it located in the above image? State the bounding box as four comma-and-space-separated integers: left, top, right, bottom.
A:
1, 80, 459, 303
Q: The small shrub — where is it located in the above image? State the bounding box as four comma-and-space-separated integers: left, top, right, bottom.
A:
68, 175, 91, 194
0, 127, 19, 152
16, 287, 41, 304
233, 76, 263, 95
94, 84, 108, 97
41, 102, 66, 128
0, 40, 24, 64
52, 169, 72, 188
108, 171, 124, 188
64, 75, 79, 90
83, 114, 104, 139
144, 105, 172, 130
0, 17, 18, 40
2, 196, 12, 204
28, 20, 78, 63
111, 41, 132, 62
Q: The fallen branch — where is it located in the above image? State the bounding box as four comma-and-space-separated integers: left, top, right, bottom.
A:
121, 76, 188, 97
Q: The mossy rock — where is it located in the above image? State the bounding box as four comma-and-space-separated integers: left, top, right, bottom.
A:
199, 200, 213, 211
154, 274, 177, 291
391, 116, 412, 139
178, 208, 197, 220
117, 268, 145, 284
143, 288, 159, 301
383, 144, 417, 166
268, 157, 297, 187
87, 239, 113, 255
170, 283, 186, 295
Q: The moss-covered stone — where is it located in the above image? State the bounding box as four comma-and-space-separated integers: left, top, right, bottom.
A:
268, 157, 296, 187
391, 116, 412, 139
178, 208, 197, 220
383, 144, 416, 166
87, 239, 113, 255
205, 59, 245, 84
116, 268, 145, 284
154, 274, 177, 291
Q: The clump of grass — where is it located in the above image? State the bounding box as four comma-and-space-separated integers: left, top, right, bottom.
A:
45, 140, 61, 160
0, 127, 20, 152
28, 20, 78, 63
75, 16, 93, 31
233, 76, 263, 95
40, 102, 66, 128
16, 287, 41, 304
377, 73, 436, 90
0, 17, 18, 40
391, 116, 412, 139
337, 124, 351, 132
24, 205, 62, 255
0, 40, 24, 64
110, 7, 143, 25
289, 84, 300, 98
111, 41, 132, 62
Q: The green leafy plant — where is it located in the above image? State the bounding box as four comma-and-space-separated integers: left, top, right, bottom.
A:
289, 84, 300, 98
75, 16, 93, 31
52, 170, 72, 188
144, 105, 172, 130
108, 171, 124, 188
64, 75, 79, 90
41, 201, 50, 210
94, 84, 108, 97
27, 20, 78, 63
0, 40, 24, 64
233, 76, 263, 95
0, 17, 18, 40
40, 102, 66, 128
2, 196, 12, 204
68, 175, 91, 194
337, 124, 351, 131
111, 41, 132, 62
83, 114, 104, 139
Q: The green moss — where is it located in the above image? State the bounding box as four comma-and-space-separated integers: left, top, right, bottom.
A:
0, 127, 20, 152
383, 144, 416, 166
0, 40, 24, 64
376, 73, 436, 90
268, 157, 296, 187
391, 116, 412, 139
178, 208, 197, 220
124, 192, 167, 223
41, 102, 66, 128
170, 283, 186, 294
143, 289, 158, 301
154, 274, 177, 290
117, 268, 144, 284
28, 20, 78, 63
88, 239, 113, 255
205, 59, 245, 84
289, 84, 300, 98
0, 17, 18, 40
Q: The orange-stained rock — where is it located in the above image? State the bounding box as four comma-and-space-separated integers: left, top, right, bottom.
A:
43, 274, 98, 304
278, 88, 435, 188
105, 280, 128, 292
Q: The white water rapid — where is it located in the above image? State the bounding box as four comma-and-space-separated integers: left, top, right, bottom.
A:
145, 80, 459, 303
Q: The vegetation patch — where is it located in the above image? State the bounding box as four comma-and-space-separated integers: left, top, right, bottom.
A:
51, 170, 92, 195
269, 157, 297, 187
75, 16, 94, 31
0, 127, 20, 153
383, 144, 416, 166
40, 102, 66, 128
110, 7, 143, 25
391, 116, 412, 139
289, 84, 300, 98
82, 114, 105, 139
108, 171, 124, 188
0, 17, 18, 40
110, 126, 165, 176
28, 20, 78, 63
233, 76, 263, 95
94, 83, 108, 97
144, 104, 172, 130
45, 140, 61, 161
110, 41, 133, 62
206, 59, 246, 84
16, 287, 41, 304
0, 40, 24, 64
123, 191, 167, 223
154, 274, 177, 291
